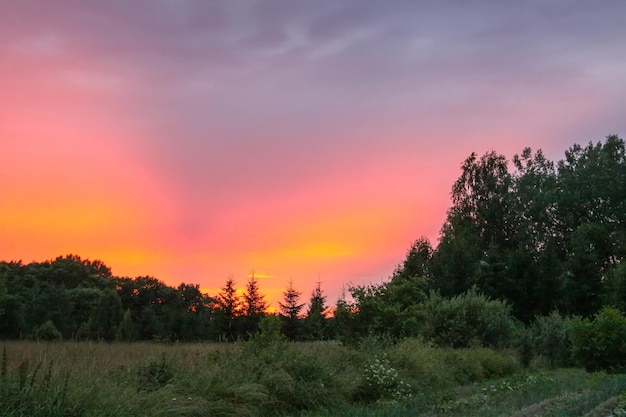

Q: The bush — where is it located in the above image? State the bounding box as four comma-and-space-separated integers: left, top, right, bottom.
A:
531, 310, 572, 368
136, 353, 174, 391
34, 320, 62, 341
353, 354, 412, 403
388, 339, 521, 396
422, 288, 518, 348
389, 339, 455, 394
248, 314, 285, 348
441, 348, 521, 385
569, 307, 626, 373
235, 340, 346, 414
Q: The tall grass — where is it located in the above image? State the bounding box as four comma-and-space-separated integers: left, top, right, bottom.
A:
0, 345, 71, 416
0, 339, 618, 417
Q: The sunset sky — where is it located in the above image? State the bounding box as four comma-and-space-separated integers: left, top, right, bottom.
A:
2, 1, 626, 309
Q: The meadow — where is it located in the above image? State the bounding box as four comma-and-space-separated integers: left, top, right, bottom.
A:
2, 338, 626, 417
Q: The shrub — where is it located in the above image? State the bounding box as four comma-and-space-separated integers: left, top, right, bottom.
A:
136, 353, 174, 391
512, 324, 534, 367
422, 288, 518, 348
34, 320, 62, 341
569, 307, 626, 373
443, 348, 521, 385
353, 354, 412, 403
117, 309, 138, 342
235, 340, 346, 414
531, 310, 572, 368
248, 314, 285, 349
388, 339, 521, 397
389, 338, 455, 394
467, 348, 520, 380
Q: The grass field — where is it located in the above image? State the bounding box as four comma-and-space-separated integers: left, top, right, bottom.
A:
1, 339, 625, 417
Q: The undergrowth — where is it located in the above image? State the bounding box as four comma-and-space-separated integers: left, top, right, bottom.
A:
1, 340, 624, 417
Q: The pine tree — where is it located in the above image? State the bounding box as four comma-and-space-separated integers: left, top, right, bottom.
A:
332, 286, 352, 342
215, 276, 240, 341
305, 280, 327, 340
242, 274, 267, 337
279, 279, 305, 340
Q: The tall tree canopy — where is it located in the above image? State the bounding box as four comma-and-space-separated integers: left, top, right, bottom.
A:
429, 135, 626, 320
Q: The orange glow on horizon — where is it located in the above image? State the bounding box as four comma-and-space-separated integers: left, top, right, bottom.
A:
4, 1, 616, 314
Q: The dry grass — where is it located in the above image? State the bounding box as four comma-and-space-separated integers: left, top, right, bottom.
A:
6, 339, 618, 417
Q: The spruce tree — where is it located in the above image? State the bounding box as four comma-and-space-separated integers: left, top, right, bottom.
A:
242, 274, 267, 337
215, 276, 240, 341
279, 279, 305, 340
305, 280, 327, 340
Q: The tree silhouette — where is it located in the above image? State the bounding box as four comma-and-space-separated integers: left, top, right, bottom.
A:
305, 280, 327, 340
279, 279, 305, 341
215, 276, 240, 341
242, 274, 267, 337
91, 289, 123, 341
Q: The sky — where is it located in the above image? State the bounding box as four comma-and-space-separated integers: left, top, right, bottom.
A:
2, 1, 626, 310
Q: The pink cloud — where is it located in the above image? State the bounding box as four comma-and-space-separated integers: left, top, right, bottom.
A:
2, 0, 626, 308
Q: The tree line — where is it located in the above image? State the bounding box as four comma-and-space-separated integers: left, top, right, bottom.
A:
0, 255, 333, 342
1, 135, 625, 344
426, 134, 626, 320
338, 134, 626, 343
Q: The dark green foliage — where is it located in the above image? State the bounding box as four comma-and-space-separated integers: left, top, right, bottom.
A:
450, 150, 513, 249
429, 219, 482, 297
34, 320, 62, 341
116, 309, 138, 342
421, 288, 518, 349
136, 354, 174, 391
531, 310, 572, 368
604, 262, 626, 312
562, 223, 608, 316
250, 314, 285, 348
235, 339, 346, 414
279, 279, 305, 341
392, 237, 433, 283
0, 294, 25, 338
353, 354, 412, 403
115, 275, 186, 341
0, 273, 5, 318
214, 276, 241, 341
305, 281, 328, 340
242, 275, 268, 337
0, 257, 221, 342
46, 254, 112, 289
67, 287, 101, 337
513, 325, 534, 368
441, 348, 521, 385
90, 288, 123, 341
569, 307, 626, 372
331, 289, 354, 343
426, 135, 626, 323
174, 283, 214, 341
0, 350, 72, 416
341, 275, 428, 343
27, 281, 72, 337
